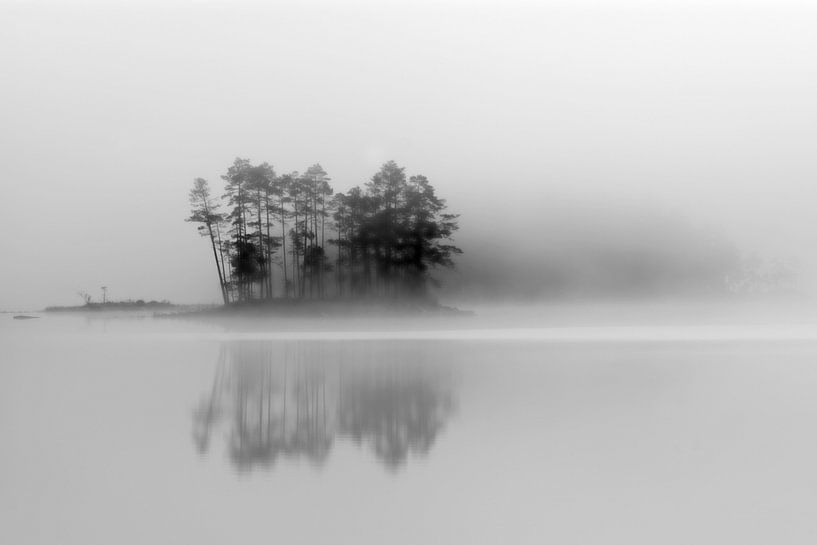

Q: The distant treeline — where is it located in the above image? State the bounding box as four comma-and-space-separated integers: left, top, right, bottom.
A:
188, 159, 461, 304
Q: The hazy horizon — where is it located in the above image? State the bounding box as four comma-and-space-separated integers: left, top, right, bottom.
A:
3, 0, 816, 309
6, 6, 817, 540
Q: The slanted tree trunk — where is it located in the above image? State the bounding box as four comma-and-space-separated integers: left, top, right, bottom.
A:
213, 220, 231, 303
206, 221, 228, 304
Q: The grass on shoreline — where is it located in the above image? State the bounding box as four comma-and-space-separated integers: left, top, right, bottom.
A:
45, 300, 176, 312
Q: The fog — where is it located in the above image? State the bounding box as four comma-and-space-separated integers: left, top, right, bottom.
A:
2, 0, 816, 309
6, 5, 817, 540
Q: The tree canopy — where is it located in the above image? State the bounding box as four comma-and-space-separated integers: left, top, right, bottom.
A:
187, 159, 461, 304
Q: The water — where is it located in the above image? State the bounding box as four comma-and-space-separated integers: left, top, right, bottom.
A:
3, 312, 817, 544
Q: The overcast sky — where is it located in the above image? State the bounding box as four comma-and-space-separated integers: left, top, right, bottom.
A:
1, 0, 815, 309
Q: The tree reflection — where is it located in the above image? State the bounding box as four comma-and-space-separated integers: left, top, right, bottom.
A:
193, 341, 455, 472
338, 359, 452, 469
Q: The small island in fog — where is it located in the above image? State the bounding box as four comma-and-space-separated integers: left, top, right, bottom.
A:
184, 158, 462, 315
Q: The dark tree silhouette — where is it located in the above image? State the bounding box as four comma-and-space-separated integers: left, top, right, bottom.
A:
186, 178, 229, 304
188, 159, 461, 304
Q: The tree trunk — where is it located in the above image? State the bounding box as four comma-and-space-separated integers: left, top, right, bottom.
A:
257, 195, 265, 300
213, 221, 231, 303
280, 199, 288, 298
292, 202, 301, 297
206, 221, 228, 304
265, 190, 273, 299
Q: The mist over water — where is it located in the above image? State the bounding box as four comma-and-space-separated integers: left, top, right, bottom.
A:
4, 0, 817, 543
5, 316, 817, 544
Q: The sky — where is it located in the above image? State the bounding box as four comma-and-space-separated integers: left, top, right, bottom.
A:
1, 0, 816, 309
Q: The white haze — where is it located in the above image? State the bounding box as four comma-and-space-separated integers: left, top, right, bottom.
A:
1, 0, 816, 309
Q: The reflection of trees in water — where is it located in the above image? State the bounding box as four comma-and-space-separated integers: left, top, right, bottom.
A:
338, 357, 452, 469
193, 341, 454, 471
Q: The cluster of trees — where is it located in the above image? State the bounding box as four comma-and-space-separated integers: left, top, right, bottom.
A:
188, 159, 460, 304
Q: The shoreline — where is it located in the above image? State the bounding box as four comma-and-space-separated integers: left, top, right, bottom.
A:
155, 298, 474, 320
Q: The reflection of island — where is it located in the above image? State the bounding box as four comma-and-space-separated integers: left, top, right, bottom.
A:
193, 341, 455, 471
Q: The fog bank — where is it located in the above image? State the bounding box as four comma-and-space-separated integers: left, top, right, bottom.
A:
2, 1, 815, 309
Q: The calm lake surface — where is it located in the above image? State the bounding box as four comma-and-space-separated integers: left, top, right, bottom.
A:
3, 311, 817, 544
